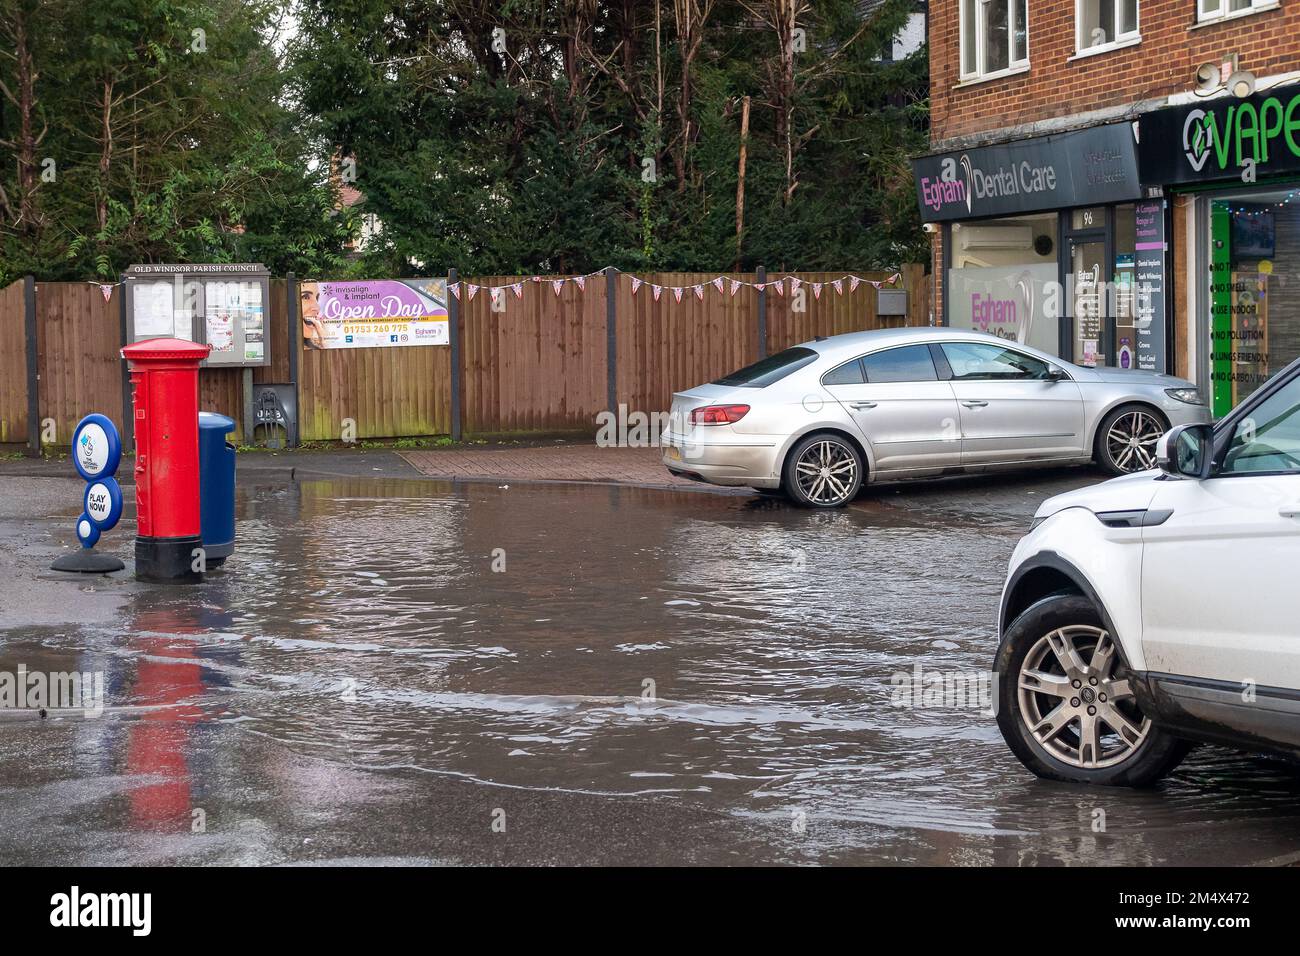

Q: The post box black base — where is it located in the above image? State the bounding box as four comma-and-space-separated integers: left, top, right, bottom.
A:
135, 535, 205, 583
51, 551, 126, 574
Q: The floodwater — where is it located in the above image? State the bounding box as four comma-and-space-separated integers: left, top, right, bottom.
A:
3, 473, 1300, 865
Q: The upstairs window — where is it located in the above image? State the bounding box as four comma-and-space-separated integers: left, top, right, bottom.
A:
960, 0, 1029, 80
1077, 0, 1139, 52
1198, 0, 1274, 22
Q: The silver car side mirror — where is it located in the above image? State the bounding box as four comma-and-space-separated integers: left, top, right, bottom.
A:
1045, 367, 1068, 382
1156, 423, 1213, 479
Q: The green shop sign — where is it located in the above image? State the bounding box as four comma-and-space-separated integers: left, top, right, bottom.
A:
1139, 84, 1300, 185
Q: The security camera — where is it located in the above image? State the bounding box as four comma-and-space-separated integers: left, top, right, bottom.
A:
922, 222, 940, 234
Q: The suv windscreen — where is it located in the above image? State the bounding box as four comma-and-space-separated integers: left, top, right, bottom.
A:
713, 347, 819, 388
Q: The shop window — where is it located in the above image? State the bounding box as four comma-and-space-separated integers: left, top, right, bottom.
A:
1198, 0, 1273, 22
1207, 189, 1300, 417
1076, 0, 1138, 53
948, 214, 1060, 357
960, 0, 1029, 80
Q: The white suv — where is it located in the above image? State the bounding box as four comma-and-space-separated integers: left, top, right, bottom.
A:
996, 357, 1300, 786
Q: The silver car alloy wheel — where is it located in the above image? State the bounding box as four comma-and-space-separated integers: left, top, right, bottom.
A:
1105, 409, 1164, 473
793, 438, 858, 505
1017, 625, 1151, 770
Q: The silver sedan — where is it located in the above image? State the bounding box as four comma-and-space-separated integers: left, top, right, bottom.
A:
661, 328, 1211, 507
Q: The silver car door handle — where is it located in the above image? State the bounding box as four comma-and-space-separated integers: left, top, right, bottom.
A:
960, 400, 989, 408
1279, 505, 1300, 518
849, 401, 877, 410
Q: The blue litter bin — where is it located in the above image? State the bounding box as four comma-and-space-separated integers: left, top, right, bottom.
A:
198, 412, 236, 567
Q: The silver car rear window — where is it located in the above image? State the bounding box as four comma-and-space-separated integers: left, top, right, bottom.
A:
713, 347, 819, 388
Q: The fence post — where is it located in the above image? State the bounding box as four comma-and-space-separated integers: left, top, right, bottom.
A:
756, 265, 768, 359
23, 275, 38, 457
286, 272, 300, 446
605, 266, 617, 412
448, 267, 462, 441
118, 272, 134, 452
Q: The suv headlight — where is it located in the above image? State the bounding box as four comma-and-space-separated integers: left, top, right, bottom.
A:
1166, 387, 1204, 405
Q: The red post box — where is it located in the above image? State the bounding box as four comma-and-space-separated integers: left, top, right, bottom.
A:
121, 338, 212, 582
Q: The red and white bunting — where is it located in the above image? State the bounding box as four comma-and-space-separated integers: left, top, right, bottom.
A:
712, 277, 724, 294
552, 279, 564, 296
466, 284, 479, 301
512, 282, 523, 298
574, 276, 586, 291
812, 283, 823, 300
831, 279, 843, 296
849, 276, 861, 292
692, 285, 704, 300
754, 282, 766, 292
729, 279, 741, 296
450, 283, 461, 300
630, 277, 642, 295
771, 277, 784, 296
869, 280, 881, 290
100, 284, 114, 301
672, 287, 684, 303
652, 285, 663, 301
790, 278, 801, 293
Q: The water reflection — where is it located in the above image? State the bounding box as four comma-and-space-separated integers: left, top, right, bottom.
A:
2, 475, 1298, 864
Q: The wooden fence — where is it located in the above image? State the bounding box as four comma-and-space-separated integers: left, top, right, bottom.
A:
0, 265, 930, 451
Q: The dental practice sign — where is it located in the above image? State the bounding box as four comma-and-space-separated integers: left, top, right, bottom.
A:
912, 122, 1142, 222
71, 414, 124, 549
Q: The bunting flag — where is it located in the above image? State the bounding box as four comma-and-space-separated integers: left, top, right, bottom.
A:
574, 276, 586, 291
812, 283, 823, 300
754, 282, 766, 292
712, 277, 724, 294
552, 279, 564, 296
100, 284, 114, 301
450, 283, 461, 300
831, 279, 843, 296
630, 277, 642, 295
693, 284, 704, 300
672, 287, 684, 303
467, 284, 479, 301
849, 276, 861, 292
729, 279, 741, 296
771, 277, 784, 296
790, 278, 802, 293
530, 275, 542, 282
512, 282, 523, 298
652, 285, 662, 301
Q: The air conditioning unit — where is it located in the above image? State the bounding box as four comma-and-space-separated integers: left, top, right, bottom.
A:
958, 226, 1034, 250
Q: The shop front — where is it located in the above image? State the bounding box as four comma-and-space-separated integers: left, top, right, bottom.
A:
1140, 83, 1300, 418
913, 122, 1170, 372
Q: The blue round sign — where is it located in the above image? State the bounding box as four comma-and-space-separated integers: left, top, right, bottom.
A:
72, 413, 122, 482
83, 477, 123, 531
75, 513, 101, 548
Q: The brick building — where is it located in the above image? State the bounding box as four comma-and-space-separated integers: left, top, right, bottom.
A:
914, 0, 1300, 417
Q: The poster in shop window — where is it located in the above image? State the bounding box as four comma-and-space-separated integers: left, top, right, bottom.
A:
300, 279, 449, 350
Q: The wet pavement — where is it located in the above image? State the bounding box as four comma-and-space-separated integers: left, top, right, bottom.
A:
3, 462, 1300, 865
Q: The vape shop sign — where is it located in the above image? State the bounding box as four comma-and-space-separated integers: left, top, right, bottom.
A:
300, 279, 449, 350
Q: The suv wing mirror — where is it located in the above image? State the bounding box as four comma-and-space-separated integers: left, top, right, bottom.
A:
1156, 423, 1214, 479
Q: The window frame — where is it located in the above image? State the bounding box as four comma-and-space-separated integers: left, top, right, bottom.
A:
1197, 0, 1276, 25
959, 0, 1030, 82
1073, 0, 1140, 56
820, 357, 867, 387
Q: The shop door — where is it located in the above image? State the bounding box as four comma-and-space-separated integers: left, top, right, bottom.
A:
1068, 237, 1108, 367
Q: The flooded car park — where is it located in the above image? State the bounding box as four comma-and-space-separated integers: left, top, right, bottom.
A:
2, 471, 1300, 865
